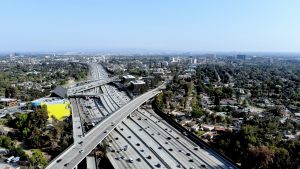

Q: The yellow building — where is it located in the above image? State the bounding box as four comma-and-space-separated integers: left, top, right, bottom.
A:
32, 97, 71, 120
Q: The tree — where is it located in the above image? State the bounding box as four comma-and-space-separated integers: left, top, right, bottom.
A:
5, 86, 17, 98
222, 87, 233, 98
15, 113, 28, 129
191, 106, 203, 118
29, 149, 48, 168
155, 93, 164, 110
270, 147, 290, 169
214, 93, 220, 105
242, 146, 274, 169
241, 125, 259, 146
11, 147, 28, 160
22, 127, 31, 138
33, 105, 48, 128
27, 127, 42, 148
1, 136, 13, 149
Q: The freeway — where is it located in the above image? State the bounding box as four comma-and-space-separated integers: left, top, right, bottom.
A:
137, 109, 235, 168
87, 84, 236, 169
94, 83, 236, 168
67, 76, 118, 95
70, 98, 85, 143
45, 87, 162, 169
68, 63, 109, 89
89, 63, 109, 80
67, 63, 113, 95
62, 62, 236, 169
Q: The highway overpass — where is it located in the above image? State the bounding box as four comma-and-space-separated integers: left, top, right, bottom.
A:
68, 93, 104, 98
67, 76, 119, 95
46, 87, 162, 169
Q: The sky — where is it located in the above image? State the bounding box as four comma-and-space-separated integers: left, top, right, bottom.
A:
0, 0, 300, 53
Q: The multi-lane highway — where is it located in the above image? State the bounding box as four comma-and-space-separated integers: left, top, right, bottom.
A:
47, 63, 237, 169
68, 63, 116, 95
99, 86, 236, 169
46, 87, 161, 169
68, 63, 111, 163
70, 98, 85, 142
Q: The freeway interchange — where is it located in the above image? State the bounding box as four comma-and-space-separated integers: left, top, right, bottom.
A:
46, 87, 161, 169
46, 63, 238, 169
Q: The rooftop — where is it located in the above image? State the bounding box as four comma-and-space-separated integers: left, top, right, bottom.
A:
51, 86, 67, 98
123, 75, 135, 79
32, 97, 67, 105
130, 80, 146, 85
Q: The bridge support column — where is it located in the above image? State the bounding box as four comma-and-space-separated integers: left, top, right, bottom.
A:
86, 155, 98, 169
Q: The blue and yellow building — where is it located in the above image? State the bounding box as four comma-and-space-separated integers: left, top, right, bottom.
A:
31, 97, 70, 120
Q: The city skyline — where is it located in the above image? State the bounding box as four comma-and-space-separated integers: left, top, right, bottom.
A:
1, 0, 300, 53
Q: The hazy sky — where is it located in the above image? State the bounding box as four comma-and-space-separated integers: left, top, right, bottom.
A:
1, 0, 299, 52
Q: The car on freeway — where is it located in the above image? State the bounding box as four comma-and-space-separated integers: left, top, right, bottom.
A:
128, 158, 134, 163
